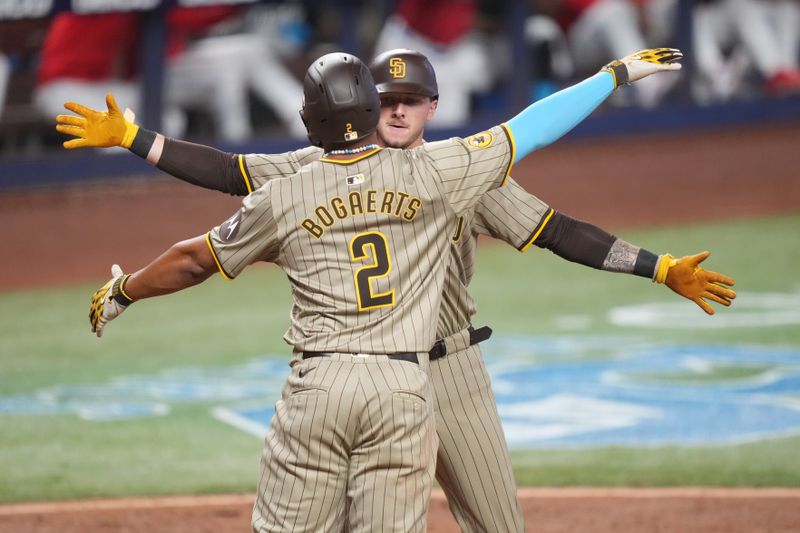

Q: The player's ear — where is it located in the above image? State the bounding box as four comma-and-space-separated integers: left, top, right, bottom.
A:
427, 98, 438, 122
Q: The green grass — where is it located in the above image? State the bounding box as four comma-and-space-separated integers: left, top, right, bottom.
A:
1, 214, 799, 502
511, 435, 800, 486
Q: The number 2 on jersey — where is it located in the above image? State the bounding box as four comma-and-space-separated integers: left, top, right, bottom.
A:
350, 231, 395, 311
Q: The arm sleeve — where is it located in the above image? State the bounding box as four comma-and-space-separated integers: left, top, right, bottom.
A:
205, 183, 281, 279
505, 71, 615, 164
421, 124, 514, 215
155, 137, 251, 196
137, 131, 322, 196
533, 210, 659, 278
472, 177, 552, 250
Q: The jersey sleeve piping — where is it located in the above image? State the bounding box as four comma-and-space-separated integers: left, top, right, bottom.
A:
518, 207, 555, 252
500, 123, 516, 187
238, 154, 254, 194
205, 232, 235, 280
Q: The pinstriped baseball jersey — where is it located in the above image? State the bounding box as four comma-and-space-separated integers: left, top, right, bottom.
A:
237, 146, 551, 341
207, 124, 513, 353
240, 146, 323, 193
434, 177, 553, 337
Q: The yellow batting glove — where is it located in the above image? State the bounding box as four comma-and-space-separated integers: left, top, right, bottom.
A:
602, 48, 683, 88
655, 251, 737, 315
56, 93, 139, 149
89, 264, 135, 338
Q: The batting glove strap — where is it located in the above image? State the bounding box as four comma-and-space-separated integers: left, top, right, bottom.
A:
112, 274, 135, 306
653, 253, 677, 284
601, 60, 629, 88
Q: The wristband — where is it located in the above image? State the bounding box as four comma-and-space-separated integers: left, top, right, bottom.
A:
653, 254, 677, 284
129, 128, 157, 159
120, 123, 140, 149
602, 60, 629, 88
112, 274, 135, 305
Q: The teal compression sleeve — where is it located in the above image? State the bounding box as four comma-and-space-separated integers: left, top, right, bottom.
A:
505, 71, 615, 164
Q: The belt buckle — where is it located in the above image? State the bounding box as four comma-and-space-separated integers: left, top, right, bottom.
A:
351, 353, 369, 359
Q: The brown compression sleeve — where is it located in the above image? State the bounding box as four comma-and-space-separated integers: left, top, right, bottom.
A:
156, 138, 250, 196
534, 211, 658, 278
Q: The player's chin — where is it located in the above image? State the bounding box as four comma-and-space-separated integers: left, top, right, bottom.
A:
378, 128, 411, 149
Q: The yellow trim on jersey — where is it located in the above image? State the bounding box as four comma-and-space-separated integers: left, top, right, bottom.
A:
452, 216, 465, 243
319, 147, 382, 165
238, 154, 253, 194
519, 208, 555, 252
500, 123, 516, 187
205, 232, 234, 281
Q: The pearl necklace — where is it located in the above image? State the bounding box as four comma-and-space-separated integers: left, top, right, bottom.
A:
324, 144, 379, 156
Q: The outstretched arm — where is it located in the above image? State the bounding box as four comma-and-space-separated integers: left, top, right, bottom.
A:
56, 93, 320, 196
532, 211, 736, 315
88, 182, 281, 337
473, 180, 735, 315
89, 236, 216, 337
505, 48, 683, 163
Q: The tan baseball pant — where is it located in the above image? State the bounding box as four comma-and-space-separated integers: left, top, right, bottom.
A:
252, 352, 437, 533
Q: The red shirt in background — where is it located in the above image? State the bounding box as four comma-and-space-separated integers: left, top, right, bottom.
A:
396, 0, 476, 45
38, 7, 238, 85
37, 13, 139, 84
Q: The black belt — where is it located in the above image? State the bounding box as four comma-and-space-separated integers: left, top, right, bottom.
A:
429, 325, 492, 361
302, 351, 419, 364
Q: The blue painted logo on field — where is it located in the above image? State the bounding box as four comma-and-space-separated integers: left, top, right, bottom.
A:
485, 338, 800, 447
1, 336, 799, 448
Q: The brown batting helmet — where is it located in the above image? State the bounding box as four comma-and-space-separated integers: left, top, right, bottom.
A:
299, 53, 380, 148
370, 49, 438, 100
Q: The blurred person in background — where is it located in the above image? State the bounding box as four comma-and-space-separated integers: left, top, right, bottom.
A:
535, 0, 678, 107
690, 0, 800, 101
0, 52, 9, 120
34, 12, 141, 128
35, 6, 307, 143
373, 0, 494, 127
165, 3, 307, 140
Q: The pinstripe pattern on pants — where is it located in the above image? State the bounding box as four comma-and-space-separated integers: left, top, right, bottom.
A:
252, 354, 437, 533
431, 344, 525, 533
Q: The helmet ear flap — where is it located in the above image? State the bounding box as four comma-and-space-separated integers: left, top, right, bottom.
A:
298, 107, 321, 147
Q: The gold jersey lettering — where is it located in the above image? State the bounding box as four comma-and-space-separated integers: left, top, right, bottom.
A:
330, 197, 348, 219
302, 190, 422, 238
315, 206, 335, 227
300, 218, 324, 238
394, 192, 410, 216
366, 189, 378, 213
348, 191, 364, 215
380, 191, 395, 215
403, 198, 422, 221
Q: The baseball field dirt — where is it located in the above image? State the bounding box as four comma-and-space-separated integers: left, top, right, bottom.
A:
2, 121, 799, 531
1, 489, 800, 532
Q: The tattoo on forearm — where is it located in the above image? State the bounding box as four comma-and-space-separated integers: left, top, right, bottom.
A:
602, 239, 640, 273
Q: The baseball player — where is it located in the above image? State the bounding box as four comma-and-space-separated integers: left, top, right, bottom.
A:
81, 51, 517, 532
59, 48, 737, 532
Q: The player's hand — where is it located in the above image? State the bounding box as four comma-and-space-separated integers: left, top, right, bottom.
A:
56, 93, 139, 150
89, 264, 135, 338
656, 251, 736, 315
602, 48, 682, 88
